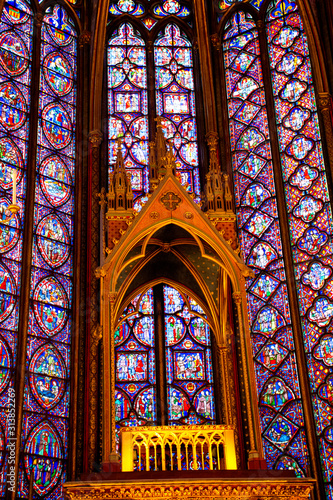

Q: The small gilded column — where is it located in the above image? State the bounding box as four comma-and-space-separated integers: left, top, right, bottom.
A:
87, 130, 103, 472
232, 289, 266, 469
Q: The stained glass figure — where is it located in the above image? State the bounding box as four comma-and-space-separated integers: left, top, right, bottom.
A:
266, 1, 333, 495
108, 24, 149, 202
0, 0, 33, 493
24, 421, 63, 497
18, 4, 76, 498
223, 10, 308, 475
154, 24, 201, 199
163, 285, 215, 423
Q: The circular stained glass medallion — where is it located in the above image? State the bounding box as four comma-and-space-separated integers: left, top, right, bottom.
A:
33, 276, 68, 335
40, 155, 71, 207
29, 344, 66, 410
42, 103, 72, 149
44, 52, 73, 96
36, 214, 70, 268
0, 32, 28, 76
0, 82, 26, 131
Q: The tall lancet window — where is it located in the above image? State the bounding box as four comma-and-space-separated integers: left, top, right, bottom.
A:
154, 24, 200, 200
0, 0, 78, 497
221, 0, 333, 495
223, 9, 309, 476
266, 2, 333, 497
0, 0, 33, 493
107, 0, 201, 210
108, 24, 149, 203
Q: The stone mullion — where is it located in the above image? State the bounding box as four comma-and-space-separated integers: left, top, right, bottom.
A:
154, 284, 167, 426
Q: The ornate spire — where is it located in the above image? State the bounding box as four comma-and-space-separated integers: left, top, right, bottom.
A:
204, 137, 225, 213
107, 139, 133, 213
149, 118, 177, 191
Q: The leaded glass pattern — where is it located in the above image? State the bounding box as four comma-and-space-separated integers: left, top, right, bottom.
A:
108, 23, 149, 202
115, 286, 215, 431
223, 11, 309, 476
115, 289, 157, 438
266, 0, 333, 496
107, 0, 191, 25
154, 24, 200, 199
163, 286, 215, 424
18, 5, 77, 498
0, 0, 32, 493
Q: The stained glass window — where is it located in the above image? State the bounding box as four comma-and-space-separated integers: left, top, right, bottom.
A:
0, 0, 33, 494
115, 285, 215, 433
107, 5, 200, 208
266, 1, 333, 497
163, 286, 215, 424
223, 10, 309, 476
17, 4, 75, 498
222, 0, 333, 494
115, 288, 157, 434
108, 23, 149, 202
154, 24, 200, 199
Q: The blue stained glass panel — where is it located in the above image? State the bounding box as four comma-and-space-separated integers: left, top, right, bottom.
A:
163, 285, 215, 423
115, 289, 156, 426
18, 5, 77, 498
108, 23, 149, 203
154, 24, 201, 200
0, 0, 33, 493
223, 10, 309, 477
266, 1, 333, 496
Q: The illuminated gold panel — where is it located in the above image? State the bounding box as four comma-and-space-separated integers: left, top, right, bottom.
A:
120, 425, 237, 472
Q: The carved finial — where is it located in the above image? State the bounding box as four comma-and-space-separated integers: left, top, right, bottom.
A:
164, 143, 176, 176
79, 30, 92, 47
223, 173, 233, 212
97, 187, 107, 209
204, 133, 225, 213
88, 130, 103, 148
115, 138, 125, 172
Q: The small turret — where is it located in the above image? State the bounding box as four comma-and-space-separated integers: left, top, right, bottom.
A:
205, 147, 225, 213
108, 139, 134, 213
203, 134, 238, 250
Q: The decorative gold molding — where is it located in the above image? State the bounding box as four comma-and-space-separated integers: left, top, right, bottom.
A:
64, 480, 314, 500
88, 130, 103, 148
318, 92, 333, 178
79, 30, 92, 47
88, 324, 102, 471
210, 33, 221, 50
